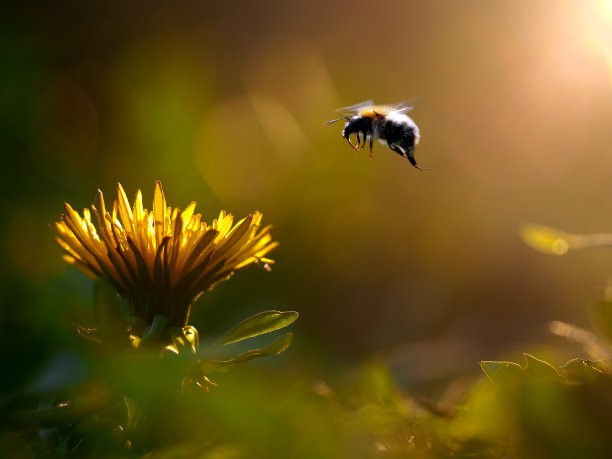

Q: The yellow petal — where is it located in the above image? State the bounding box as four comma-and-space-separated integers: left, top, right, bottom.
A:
181, 202, 196, 229
134, 189, 144, 222
153, 180, 167, 246
116, 183, 134, 236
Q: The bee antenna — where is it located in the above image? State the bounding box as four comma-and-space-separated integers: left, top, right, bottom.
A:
323, 116, 350, 126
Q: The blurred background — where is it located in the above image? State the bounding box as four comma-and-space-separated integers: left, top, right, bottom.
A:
3, 0, 612, 399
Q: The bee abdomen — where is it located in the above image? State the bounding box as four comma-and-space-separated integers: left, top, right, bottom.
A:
383, 120, 417, 153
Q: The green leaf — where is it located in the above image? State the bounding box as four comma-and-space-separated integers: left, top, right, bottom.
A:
522, 354, 561, 381
216, 310, 298, 346
480, 361, 523, 384
559, 358, 610, 384
200, 332, 293, 374
229, 331, 293, 363
481, 354, 561, 384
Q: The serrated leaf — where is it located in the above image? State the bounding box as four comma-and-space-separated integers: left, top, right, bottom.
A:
200, 332, 293, 374
481, 354, 562, 384
559, 358, 610, 384
522, 354, 561, 381
480, 361, 523, 384
216, 310, 298, 346
586, 359, 612, 373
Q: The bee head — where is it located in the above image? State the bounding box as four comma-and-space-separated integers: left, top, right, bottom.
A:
324, 114, 373, 151
342, 116, 372, 139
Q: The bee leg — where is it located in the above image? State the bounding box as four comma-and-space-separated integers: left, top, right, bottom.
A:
389, 145, 424, 170
345, 135, 360, 150
358, 133, 367, 151
369, 138, 373, 160
407, 155, 424, 170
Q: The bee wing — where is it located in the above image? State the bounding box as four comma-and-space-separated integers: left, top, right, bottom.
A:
332, 98, 419, 115
391, 103, 415, 113
333, 99, 375, 114
389, 96, 420, 113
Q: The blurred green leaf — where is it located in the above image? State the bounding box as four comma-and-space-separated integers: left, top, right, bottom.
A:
481, 354, 561, 384
522, 354, 561, 381
480, 361, 523, 383
215, 310, 298, 346
361, 361, 395, 404
200, 332, 293, 374
229, 332, 293, 363
559, 358, 609, 384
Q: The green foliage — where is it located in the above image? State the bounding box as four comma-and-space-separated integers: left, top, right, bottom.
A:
481, 353, 561, 384
9, 277, 612, 458
469, 352, 612, 458
480, 360, 524, 384
196, 310, 298, 380
200, 332, 293, 375
559, 358, 609, 384
215, 310, 299, 346
11, 240, 612, 458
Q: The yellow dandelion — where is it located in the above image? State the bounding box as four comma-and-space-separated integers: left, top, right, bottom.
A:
55, 181, 278, 326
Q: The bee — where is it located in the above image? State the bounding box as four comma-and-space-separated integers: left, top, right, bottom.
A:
325, 100, 422, 169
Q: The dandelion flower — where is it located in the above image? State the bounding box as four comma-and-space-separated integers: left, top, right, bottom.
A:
55, 181, 278, 326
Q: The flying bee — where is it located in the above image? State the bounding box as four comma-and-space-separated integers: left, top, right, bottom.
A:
325, 100, 422, 169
